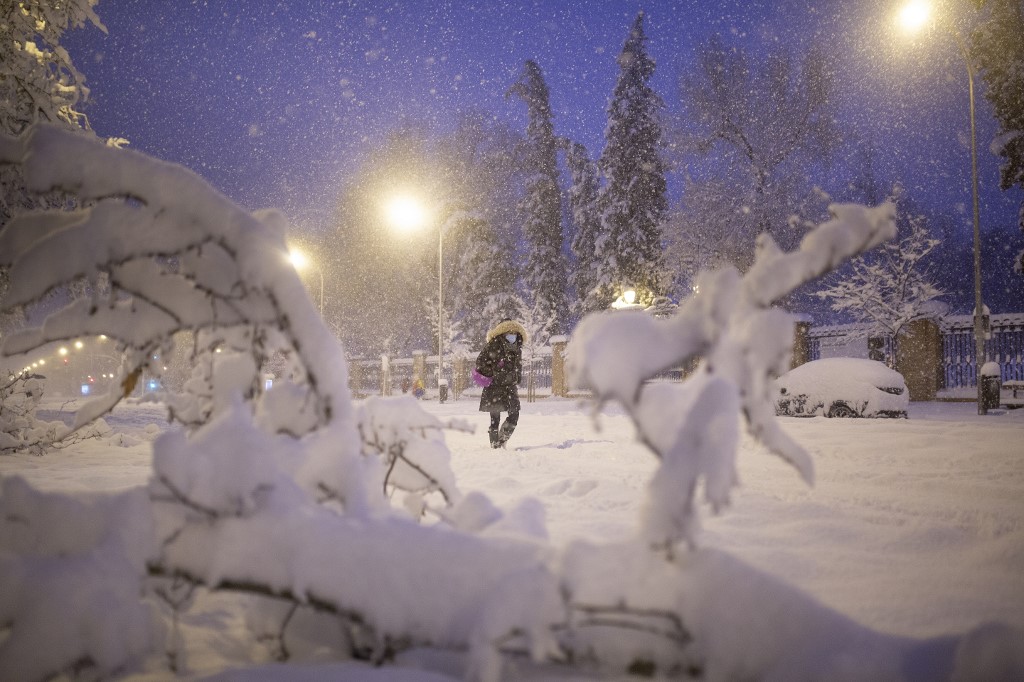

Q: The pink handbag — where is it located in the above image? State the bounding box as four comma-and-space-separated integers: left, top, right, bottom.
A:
472, 369, 492, 387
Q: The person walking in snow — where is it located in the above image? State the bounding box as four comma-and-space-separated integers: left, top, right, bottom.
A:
475, 319, 527, 449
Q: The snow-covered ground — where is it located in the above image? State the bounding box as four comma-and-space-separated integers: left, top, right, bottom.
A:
2, 396, 1022, 678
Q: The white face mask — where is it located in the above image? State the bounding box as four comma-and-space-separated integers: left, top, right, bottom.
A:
504, 333, 518, 344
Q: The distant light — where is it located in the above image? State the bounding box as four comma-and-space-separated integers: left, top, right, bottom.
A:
147, 380, 158, 391
38, 359, 45, 365
385, 194, 429, 232
611, 289, 640, 310
98, 334, 107, 340
59, 347, 68, 356
81, 384, 90, 395
32, 362, 38, 368
74, 340, 83, 350
265, 378, 273, 391
288, 248, 308, 270
898, 0, 931, 31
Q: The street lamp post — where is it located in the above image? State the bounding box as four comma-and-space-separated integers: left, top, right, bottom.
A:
288, 248, 324, 315
385, 194, 450, 402
898, 1, 988, 414
437, 222, 446, 401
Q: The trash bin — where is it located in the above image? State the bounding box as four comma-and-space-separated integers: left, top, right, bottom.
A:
439, 379, 448, 404
980, 362, 1001, 411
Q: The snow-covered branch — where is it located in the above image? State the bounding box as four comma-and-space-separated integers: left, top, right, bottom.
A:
567, 202, 897, 547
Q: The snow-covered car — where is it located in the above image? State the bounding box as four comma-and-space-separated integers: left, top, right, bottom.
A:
773, 358, 909, 418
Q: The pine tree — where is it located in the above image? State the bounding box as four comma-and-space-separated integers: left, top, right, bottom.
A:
564, 140, 602, 318
438, 114, 524, 349
507, 60, 569, 335
449, 211, 518, 349
595, 12, 668, 309
971, 0, 1024, 270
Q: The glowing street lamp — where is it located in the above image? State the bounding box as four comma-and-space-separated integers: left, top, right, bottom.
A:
385, 195, 429, 233
611, 288, 640, 310
384, 193, 449, 402
897, 0, 988, 414
288, 247, 324, 315
897, 0, 931, 31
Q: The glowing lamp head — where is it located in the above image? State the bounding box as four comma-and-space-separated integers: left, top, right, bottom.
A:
623, 289, 637, 305
288, 248, 308, 270
898, 0, 931, 32
385, 194, 428, 232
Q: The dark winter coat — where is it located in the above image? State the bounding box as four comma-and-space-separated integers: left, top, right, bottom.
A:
476, 320, 527, 413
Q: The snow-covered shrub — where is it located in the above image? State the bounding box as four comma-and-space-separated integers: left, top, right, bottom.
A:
2, 124, 1021, 681
0, 370, 63, 453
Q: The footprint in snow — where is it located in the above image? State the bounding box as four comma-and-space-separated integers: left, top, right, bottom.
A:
568, 480, 599, 497
514, 438, 612, 452
542, 479, 572, 495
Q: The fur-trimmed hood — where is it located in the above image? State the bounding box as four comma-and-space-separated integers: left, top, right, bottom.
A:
485, 319, 528, 344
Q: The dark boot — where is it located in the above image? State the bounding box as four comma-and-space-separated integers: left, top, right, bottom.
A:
489, 412, 502, 449
497, 420, 516, 448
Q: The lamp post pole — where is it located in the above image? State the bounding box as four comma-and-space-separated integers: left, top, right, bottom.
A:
898, 2, 987, 414
949, 29, 987, 415
316, 266, 324, 316
438, 226, 444, 402
288, 248, 324, 316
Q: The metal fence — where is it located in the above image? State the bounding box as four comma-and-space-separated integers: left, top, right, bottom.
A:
350, 312, 1024, 397
941, 314, 1024, 387
807, 313, 1024, 389
350, 349, 554, 399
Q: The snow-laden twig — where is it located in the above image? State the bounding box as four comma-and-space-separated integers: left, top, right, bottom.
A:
568, 202, 897, 547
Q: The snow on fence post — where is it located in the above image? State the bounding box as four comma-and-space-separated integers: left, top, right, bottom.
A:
896, 318, 942, 401
791, 317, 813, 370
453, 354, 469, 400
349, 359, 364, 398
549, 335, 568, 397
412, 350, 426, 393
381, 354, 392, 396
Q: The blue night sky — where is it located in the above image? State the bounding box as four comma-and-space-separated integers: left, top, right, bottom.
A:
62, 0, 1022, 310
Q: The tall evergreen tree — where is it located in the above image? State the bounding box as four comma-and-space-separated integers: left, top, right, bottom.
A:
595, 12, 668, 309
507, 60, 569, 334
439, 113, 524, 348
564, 140, 602, 318
971, 0, 1024, 271
449, 211, 519, 348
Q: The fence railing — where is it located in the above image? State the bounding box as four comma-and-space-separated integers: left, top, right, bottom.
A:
346, 312, 1024, 399
941, 314, 1024, 387
349, 348, 555, 400
808, 313, 1024, 389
